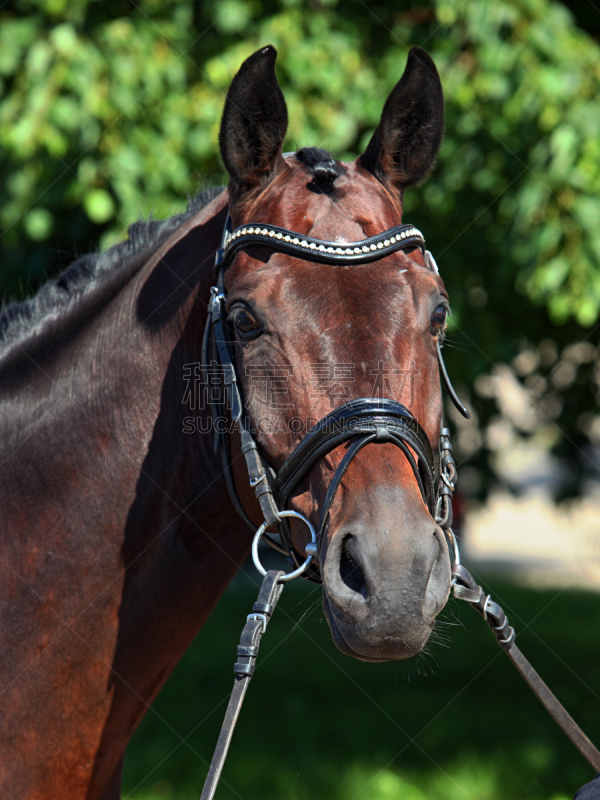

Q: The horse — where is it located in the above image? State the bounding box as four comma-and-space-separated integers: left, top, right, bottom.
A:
0, 45, 453, 799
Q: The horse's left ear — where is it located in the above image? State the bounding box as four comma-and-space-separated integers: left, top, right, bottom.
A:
219, 45, 288, 194
359, 47, 444, 190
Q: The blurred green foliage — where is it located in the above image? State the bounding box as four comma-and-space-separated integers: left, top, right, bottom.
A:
122, 571, 600, 799
1, 0, 599, 494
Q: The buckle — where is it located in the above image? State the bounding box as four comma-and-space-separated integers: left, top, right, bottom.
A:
246, 613, 268, 632
208, 286, 225, 319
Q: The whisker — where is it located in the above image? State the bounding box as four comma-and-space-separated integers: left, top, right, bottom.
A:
287, 598, 321, 636
440, 341, 472, 356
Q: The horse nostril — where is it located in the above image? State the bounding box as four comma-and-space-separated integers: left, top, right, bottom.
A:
339, 535, 367, 598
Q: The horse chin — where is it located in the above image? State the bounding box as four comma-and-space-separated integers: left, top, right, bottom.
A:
322, 591, 434, 663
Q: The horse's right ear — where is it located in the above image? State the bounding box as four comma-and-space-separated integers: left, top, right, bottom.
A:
359, 47, 444, 191
219, 45, 288, 193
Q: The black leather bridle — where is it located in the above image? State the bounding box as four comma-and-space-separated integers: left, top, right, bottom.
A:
202, 210, 469, 582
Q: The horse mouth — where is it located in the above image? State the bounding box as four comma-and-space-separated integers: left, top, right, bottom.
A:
321, 590, 435, 663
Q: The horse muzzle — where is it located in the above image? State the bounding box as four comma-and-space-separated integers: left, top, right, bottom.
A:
318, 483, 451, 662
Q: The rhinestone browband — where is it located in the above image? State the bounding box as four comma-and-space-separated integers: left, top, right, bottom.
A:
214, 220, 427, 270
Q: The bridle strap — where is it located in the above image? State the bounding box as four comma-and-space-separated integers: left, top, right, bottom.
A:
204, 275, 281, 531
215, 216, 426, 270
319, 437, 372, 537
271, 397, 436, 572
452, 564, 600, 771
273, 398, 436, 580
437, 341, 470, 420
199, 570, 286, 800
274, 398, 434, 508
203, 209, 469, 578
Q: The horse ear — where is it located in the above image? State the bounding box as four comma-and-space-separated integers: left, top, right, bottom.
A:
219, 45, 288, 192
359, 47, 444, 190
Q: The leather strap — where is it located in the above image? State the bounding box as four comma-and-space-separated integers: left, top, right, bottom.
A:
216, 218, 426, 270
452, 564, 600, 771
272, 397, 436, 574
437, 341, 470, 419
273, 397, 434, 513
207, 280, 281, 529
199, 570, 285, 800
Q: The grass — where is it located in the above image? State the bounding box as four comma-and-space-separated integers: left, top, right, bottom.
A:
122, 565, 600, 800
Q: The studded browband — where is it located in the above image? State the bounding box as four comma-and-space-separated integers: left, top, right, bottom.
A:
214, 217, 431, 271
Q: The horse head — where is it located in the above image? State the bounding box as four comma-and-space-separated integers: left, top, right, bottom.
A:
217, 45, 451, 662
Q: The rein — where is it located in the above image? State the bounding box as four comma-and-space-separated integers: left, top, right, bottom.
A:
198, 211, 600, 800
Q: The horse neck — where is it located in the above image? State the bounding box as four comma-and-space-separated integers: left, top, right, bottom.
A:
2, 191, 230, 501
1, 187, 239, 614
0, 190, 256, 799
116, 189, 241, 544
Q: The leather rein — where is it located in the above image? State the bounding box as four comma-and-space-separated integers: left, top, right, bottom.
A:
198, 211, 600, 800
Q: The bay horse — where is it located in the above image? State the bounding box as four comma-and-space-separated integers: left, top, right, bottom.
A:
0, 45, 452, 798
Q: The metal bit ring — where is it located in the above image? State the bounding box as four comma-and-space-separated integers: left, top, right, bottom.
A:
252, 511, 317, 582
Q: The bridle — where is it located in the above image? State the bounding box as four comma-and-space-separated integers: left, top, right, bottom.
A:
198, 191, 600, 800
202, 211, 468, 582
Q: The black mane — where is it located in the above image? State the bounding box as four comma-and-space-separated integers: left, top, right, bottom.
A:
0, 186, 224, 363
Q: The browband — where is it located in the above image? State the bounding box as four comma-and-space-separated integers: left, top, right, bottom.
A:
215, 216, 426, 271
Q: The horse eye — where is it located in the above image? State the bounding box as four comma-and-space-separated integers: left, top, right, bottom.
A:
229, 305, 262, 339
430, 304, 448, 335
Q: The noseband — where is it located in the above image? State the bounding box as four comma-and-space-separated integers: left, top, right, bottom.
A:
202, 210, 469, 581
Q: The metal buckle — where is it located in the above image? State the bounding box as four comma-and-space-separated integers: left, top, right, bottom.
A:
208, 286, 225, 316
246, 613, 268, 632
441, 472, 455, 490
445, 528, 461, 581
